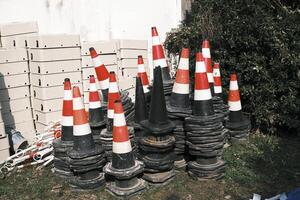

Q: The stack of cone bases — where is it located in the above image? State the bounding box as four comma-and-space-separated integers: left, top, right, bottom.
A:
166, 48, 192, 169
137, 55, 151, 103
225, 73, 251, 143
151, 27, 174, 96
100, 72, 136, 161
212, 63, 229, 117
88, 75, 106, 144
184, 53, 227, 180
67, 86, 106, 190
103, 101, 147, 198
139, 66, 176, 185
53, 78, 74, 178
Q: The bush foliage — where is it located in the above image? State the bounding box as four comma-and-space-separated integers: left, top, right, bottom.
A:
165, 0, 300, 133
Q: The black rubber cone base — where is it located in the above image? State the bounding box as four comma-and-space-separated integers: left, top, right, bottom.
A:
106, 178, 147, 198
89, 107, 106, 128
174, 159, 187, 170
134, 77, 148, 124
169, 92, 190, 109
101, 89, 109, 103
61, 126, 74, 142
143, 169, 175, 185
104, 160, 144, 180
139, 135, 175, 152
69, 143, 104, 159
69, 172, 105, 191
52, 167, 74, 178
226, 115, 251, 130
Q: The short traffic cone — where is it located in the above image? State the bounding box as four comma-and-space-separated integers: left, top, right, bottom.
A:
103, 100, 146, 197
61, 78, 73, 142
169, 48, 190, 109
213, 63, 222, 98
151, 27, 171, 82
89, 47, 110, 102
193, 52, 214, 116
137, 55, 151, 102
202, 40, 214, 94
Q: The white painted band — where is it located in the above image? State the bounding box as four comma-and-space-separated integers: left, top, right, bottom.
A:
194, 89, 212, 100
73, 97, 84, 110
178, 58, 189, 70
73, 123, 91, 136
143, 85, 150, 93
213, 69, 221, 77
152, 36, 161, 46
113, 140, 132, 154
107, 109, 114, 119
99, 78, 109, 90
138, 64, 146, 73
64, 90, 72, 100
230, 81, 239, 90
214, 86, 222, 93
207, 73, 214, 83
202, 48, 211, 58
89, 101, 101, 109
61, 116, 73, 126
153, 58, 167, 68
195, 61, 206, 73
228, 100, 242, 111
89, 83, 98, 92
113, 113, 126, 126
92, 57, 103, 67
172, 83, 189, 94
109, 82, 119, 93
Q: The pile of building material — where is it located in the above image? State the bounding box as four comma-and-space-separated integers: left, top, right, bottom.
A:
28, 34, 82, 132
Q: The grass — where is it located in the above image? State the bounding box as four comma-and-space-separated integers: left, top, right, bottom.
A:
0, 133, 300, 200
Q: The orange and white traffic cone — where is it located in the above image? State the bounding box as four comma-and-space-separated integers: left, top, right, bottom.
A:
193, 52, 214, 116
169, 48, 190, 109
89, 47, 110, 102
213, 63, 223, 98
88, 75, 105, 128
151, 26, 171, 82
61, 78, 73, 142
202, 40, 214, 95
137, 55, 151, 101
103, 100, 146, 197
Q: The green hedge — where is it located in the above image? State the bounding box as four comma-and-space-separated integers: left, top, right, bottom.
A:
165, 0, 300, 133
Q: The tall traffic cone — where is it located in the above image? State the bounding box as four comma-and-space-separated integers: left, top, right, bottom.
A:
89, 47, 110, 102
137, 55, 151, 102
169, 48, 191, 110
61, 78, 73, 142
202, 40, 214, 94
213, 63, 223, 98
151, 27, 171, 82
104, 101, 146, 197
89, 75, 106, 143
68, 86, 106, 190
193, 52, 214, 116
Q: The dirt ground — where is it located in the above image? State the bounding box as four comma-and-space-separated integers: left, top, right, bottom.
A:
0, 134, 299, 200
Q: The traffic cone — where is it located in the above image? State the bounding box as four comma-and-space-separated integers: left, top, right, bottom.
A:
88, 75, 105, 128
193, 52, 214, 116
151, 27, 171, 82
137, 55, 151, 102
169, 48, 190, 109
213, 63, 222, 98
89, 47, 110, 102
202, 40, 214, 94
61, 78, 73, 142
103, 100, 146, 197
134, 77, 148, 125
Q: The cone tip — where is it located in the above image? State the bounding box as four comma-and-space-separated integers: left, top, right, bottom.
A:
109, 72, 117, 82
202, 40, 210, 48
230, 73, 237, 81
72, 86, 81, 98
181, 48, 189, 58
89, 75, 96, 83
151, 26, 158, 36
137, 55, 144, 64
64, 78, 71, 90
89, 47, 97, 58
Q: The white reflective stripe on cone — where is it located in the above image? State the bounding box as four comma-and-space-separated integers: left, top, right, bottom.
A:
64, 90, 72, 100
228, 100, 242, 111
213, 69, 221, 77
92, 57, 103, 67
73, 97, 84, 110
89, 83, 98, 91
99, 78, 109, 90
153, 58, 167, 68
113, 113, 126, 126
207, 73, 214, 83
113, 140, 132, 154
172, 83, 189, 94
89, 101, 101, 109
230, 81, 239, 90
107, 109, 114, 119
202, 48, 211, 58
194, 89, 212, 100
195, 62, 206, 72
152, 36, 160, 45
109, 82, 119, 93
214, 86, 222, 94
143, 85, 150, 93
74, 123, 91, 136
61, 116, 73, 126
178, 58, 189, 70
138, 65, 146, 72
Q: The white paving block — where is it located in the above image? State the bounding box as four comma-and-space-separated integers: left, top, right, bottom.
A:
31, 71, 81, 87
32, 98, 62, 113
2, 109, 33, 125
81, 54, 117, 67
13, 120, 36, 143
0, 21, 38, 36
0, 73, 29, 89
118, 77, 135, 91
29, 47, 81, 62
0, 122, 6, 138
117, 39, 148, 50
34, 110, 61, 125
0, 48, 28, 63
119, 58, 148, 69
1, 97, 31, 113
0, 137, 10, 161
81, 41, 117, 55
29, 59, 81, 74
0, 33, 37, 48
0, 61, 29, 76
0, 86, 30, 101
26, 34, 80, 48
118, 49, 148, 59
